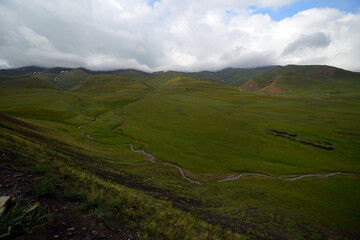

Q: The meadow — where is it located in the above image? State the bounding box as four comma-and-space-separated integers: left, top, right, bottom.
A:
0, 67, 359, 239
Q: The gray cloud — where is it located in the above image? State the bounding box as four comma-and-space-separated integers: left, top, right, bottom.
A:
0, 0, 359, 71
282, 32, 331, 56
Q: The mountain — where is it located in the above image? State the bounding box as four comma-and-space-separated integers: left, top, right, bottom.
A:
80, 68, 150, 80
147, 73, 240, 93
50, 69, 90, 90
0, 66, 45, 76
1, 65, 359, 95
0, 75, 59, 89
239, 65, 360, 95
71, 74, 150, 93
214, 67, 274, 86
150, 67, 272, 87
34, 67, 73, 83
286, 65, 360, 80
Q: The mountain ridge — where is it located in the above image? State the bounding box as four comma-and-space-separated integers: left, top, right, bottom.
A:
1, 64, 359, 95
239, 65, 360, 95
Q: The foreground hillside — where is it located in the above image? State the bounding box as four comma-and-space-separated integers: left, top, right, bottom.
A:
0, 65, 359, 239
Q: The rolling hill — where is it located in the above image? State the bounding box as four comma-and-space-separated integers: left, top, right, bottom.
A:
150, 67, 271, 87
240, 65, 360, 95
0, 66, 45, 76
3, 65, 357, 95
0, 75, 59, 89
51, 68, 90, 90
71, 74, 150, 93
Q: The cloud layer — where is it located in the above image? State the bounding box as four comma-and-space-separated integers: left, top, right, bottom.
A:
0, 0, 359, 71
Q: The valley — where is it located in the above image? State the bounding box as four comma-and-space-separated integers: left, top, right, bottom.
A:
0, 65, 359, 239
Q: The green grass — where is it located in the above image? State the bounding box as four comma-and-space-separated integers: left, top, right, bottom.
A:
119, 91, 360, 177
0, 75, 58, 89
30, 164, 50, 176
0, 70, 359, 239
63, 186, 86, 202
242, 65, 360, 96
0, 201, 50, 239
55, 69, 90, 90
34, 179, 58, 199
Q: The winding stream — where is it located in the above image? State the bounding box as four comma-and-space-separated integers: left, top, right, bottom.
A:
78, 114, 356, 185
78, 116, 99, 143
218, 172, 354, 182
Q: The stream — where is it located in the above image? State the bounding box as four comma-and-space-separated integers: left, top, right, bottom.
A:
78, 114, 356, 185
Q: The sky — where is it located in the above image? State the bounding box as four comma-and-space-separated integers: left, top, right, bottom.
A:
0, 0, 359, 72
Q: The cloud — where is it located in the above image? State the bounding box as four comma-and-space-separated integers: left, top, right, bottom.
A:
0, 0, 359, 71
282, 32, 331, 56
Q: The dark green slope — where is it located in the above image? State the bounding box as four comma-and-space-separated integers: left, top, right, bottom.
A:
0, 75, 59, 89
150, 67, 273, 87
184, 71, 224, 84
240, 65, 360, 95
0, 66, 45, 76
53, 69, 90, 90
71, 74, 150, 93
81, 68, 150, 80
146, 73, 240, 93
286, 65, 360, 80
34, 67, 72, 84
215, 67, 273, 86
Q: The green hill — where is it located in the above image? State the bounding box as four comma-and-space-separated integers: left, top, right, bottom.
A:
81, 68, 150, 80
215, 67, 272, 86
0, 75, 59, 89
71, 74, 150, 93
53, 69, 90, 90
34, 67, 72, 84
286, 65, 360, 80
0, 66, 45, 76
147, 73, 240, 93
240, 65, 360, 95
150, 68, 271, 87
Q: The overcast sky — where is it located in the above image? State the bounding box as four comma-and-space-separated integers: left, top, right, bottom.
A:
0, 0, 359, 72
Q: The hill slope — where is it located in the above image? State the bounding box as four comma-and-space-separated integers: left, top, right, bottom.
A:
0, 66, 45, 76
52, 69, 90, 90
240, 65, 360, 95
71, 74, 150, 93
0, 75, 59, 89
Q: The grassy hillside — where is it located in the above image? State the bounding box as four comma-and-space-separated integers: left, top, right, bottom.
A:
147, 74, 239, 93
150, 68, 270, 87
0, 66, 359, 239
53, 68, 90, 90
0, 66, 45, 76
81, 68, 150, 80
287, 64, 360, 80
33, 67, 72, 84
215, 67, 271, 86
240, 65, 360, 96
71, 74, 150, 93
0, 75, 58, 89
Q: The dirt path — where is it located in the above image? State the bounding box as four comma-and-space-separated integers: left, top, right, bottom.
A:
78, 115, 356, 185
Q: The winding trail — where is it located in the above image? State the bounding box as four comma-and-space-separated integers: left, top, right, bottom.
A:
78, 114, 357, 185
